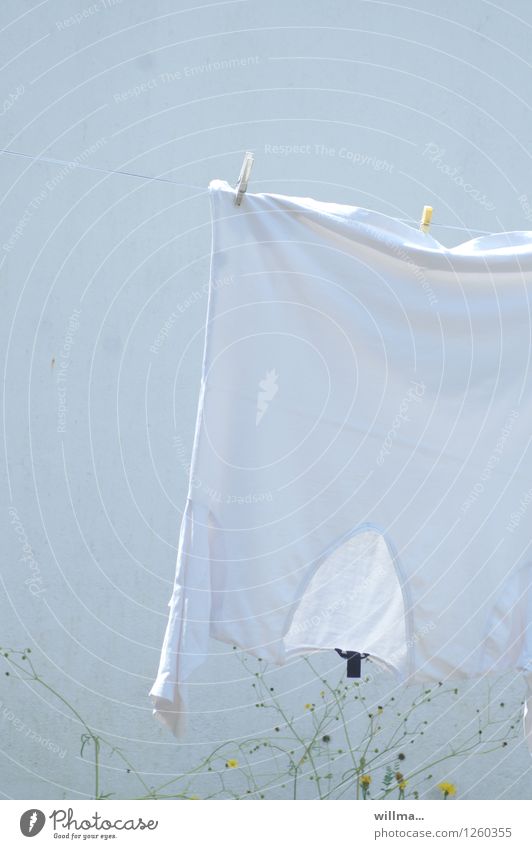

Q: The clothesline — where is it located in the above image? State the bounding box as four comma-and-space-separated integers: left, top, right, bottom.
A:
0, 146, 504, 235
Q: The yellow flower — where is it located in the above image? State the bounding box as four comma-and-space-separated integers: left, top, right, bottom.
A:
398, 780, 408, 790
304, 703, 314, 710
225, 759, 239, 769
359, 774, 372, 787
438, 781, 456, 798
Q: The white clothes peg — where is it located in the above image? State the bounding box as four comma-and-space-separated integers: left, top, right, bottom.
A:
234, 151, 254, 206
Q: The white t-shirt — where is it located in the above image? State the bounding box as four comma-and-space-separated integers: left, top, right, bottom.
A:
151, 179, 532, 748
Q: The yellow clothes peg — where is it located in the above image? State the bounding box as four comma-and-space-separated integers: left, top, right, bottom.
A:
420, 205, 433, 234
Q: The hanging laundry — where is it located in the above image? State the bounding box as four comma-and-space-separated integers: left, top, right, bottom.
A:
150, 179, 532, 750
